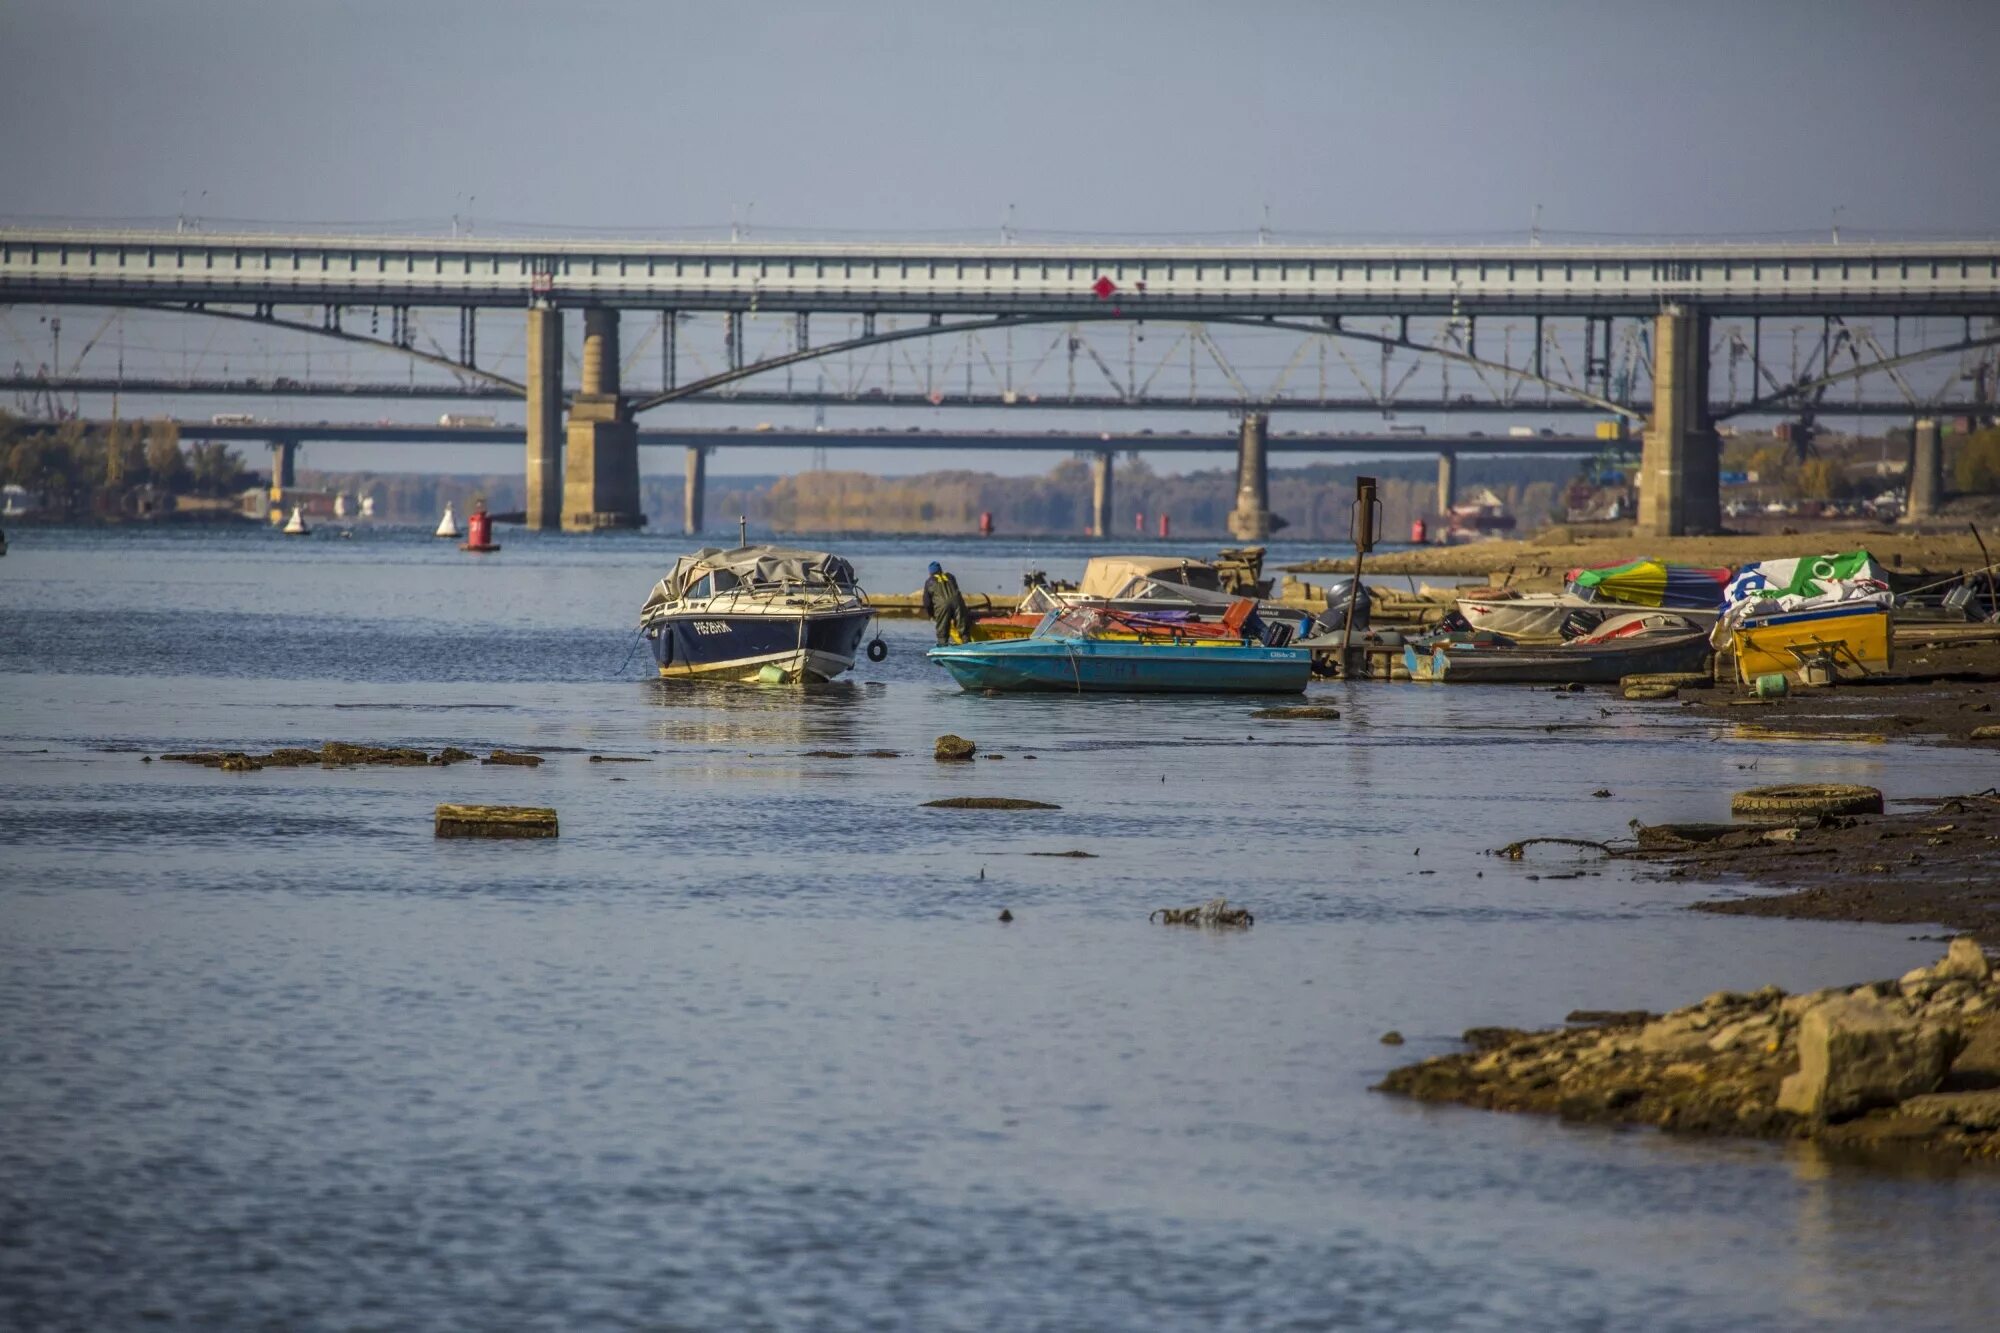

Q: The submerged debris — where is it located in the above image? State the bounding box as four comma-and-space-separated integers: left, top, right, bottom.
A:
588, 754, 651, 763
434, 803, 559, 839
1251, 706, 1342, 720
1376, 937, 2000, 1160
481, 750, 544, 768
160, 742, 470, 770
1150, 897, 1255, 928
1027, 849, 1099, 858
921, 796, 1059, 810
802, 749, 902, 759
934, 734, 977, 762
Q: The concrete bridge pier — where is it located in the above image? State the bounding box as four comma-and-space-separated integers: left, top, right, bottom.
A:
525, 304, 563, 531
1437, 449, 1457, 514
267, 439, 296, 522
1227, 411, 1273, 540
684, 445, 708, 535
1904, 418, 1943, 523
1637, 305, 1721, 536
1091, 451, 1114, 537
563, 309, 645, 531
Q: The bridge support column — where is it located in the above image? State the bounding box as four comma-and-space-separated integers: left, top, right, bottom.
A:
1905, 418, 1943, 523
1637, 305, 1720, 537
684, 445, 707, 535
267, 440, 296, 523
1091, 451, 1114, 538
1437, 449, 1457, 515
525, 304, 563, 531
563, 309, 644, 531
1227, 412, 1273, 540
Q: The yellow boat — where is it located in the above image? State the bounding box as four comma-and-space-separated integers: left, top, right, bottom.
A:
1731, 603, 1893, 684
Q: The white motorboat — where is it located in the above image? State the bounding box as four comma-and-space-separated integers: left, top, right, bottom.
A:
638, 545, 877, 683
1458, 590, 1719, 642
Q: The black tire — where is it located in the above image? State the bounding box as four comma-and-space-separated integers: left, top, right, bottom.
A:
1730, 783, 1883, 819
866, 638, 888, 663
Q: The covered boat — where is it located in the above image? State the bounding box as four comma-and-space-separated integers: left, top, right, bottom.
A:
975, 556, 1358, 642
929, 606, 1310, 694
1717, 552, 1894, 684
638, 545, 875, 683
1570, 558, 1732, 611
1459, 558, 1729, 641
1404, 621, 1711, 684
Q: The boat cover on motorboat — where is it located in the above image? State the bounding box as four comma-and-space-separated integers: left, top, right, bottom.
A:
1403, 626, 1712, 684
1568, 558, 1733, 610
1459, 562, 1723, 642
976, 572, 1361, 641
638, 544, 875, 683
930, 607, 1311, 694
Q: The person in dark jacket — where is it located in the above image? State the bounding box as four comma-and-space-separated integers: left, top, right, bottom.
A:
920, 560, 973, 645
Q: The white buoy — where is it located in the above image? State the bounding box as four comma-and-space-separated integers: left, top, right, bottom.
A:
282, 504, 311, 536
435, 502, 460, 539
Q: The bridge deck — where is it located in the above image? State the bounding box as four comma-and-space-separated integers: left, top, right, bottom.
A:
6, 229, 1996, 316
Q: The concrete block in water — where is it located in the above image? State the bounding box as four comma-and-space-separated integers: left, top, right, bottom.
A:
434, 803, 559, 839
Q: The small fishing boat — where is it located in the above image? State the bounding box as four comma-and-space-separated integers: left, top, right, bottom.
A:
1459, 558, 1729, 642
1403, 625, 1711, 684
435, 503, 460, 539
930, 607, 1310, 694
639, 545, 876, 683
282, 504, 311, 536
1731, 602, 1893, 684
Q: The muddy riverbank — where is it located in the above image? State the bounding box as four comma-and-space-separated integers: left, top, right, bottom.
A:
1289, 527, 1996, 586
1378, 939, 2000, 1162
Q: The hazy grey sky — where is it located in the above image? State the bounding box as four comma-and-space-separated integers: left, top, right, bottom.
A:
3, 0, 1996, 237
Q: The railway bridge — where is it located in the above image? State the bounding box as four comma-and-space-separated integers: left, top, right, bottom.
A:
6, 227, 1997, 534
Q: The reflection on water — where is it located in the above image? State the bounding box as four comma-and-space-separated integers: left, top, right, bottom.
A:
1, 527, 1997, 1331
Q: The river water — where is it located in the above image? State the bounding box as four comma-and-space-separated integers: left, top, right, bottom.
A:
2, 525, 1996, 1331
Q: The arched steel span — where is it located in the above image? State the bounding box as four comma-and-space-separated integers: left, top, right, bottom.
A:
128, 301, 527, 395
626, 312, 1642, 419
1713, 330, 2000, 421
98, 301, 1991, 425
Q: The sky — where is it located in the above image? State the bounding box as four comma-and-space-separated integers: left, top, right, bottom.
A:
4, 0, 1995, 237
2, 0, 1995, 472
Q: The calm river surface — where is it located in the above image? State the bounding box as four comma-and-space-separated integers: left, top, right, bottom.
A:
2, 525, 1996, 1331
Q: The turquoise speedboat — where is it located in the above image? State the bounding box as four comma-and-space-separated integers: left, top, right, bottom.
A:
927, 609, 1310, 694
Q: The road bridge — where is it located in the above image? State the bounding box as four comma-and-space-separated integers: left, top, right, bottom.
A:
11, 372, 1979, 423
174, 418, 1600, 537
8, 225, 1997, 535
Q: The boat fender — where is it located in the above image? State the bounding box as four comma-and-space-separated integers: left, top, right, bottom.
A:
866, 637, 889, 663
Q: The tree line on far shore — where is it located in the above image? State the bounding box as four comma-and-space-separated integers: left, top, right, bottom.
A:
0, 412, 250, 517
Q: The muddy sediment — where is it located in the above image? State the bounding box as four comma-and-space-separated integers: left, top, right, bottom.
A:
1378, 940, 2000, 1161
160, 741, 487, 770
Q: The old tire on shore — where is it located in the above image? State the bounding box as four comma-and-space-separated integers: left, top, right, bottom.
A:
1730, 783, 1884, 820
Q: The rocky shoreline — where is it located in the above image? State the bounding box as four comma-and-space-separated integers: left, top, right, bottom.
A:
1378, 939, 2000, 1161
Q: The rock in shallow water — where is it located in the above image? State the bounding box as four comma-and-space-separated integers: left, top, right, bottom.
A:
1775, 991, 1961, 1121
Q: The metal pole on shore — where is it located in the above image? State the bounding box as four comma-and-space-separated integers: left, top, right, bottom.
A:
1337, 476, 1379, 676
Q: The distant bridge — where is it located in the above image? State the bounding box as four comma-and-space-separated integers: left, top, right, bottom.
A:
8, 224, 1996, 535
180, 418, 1600, 537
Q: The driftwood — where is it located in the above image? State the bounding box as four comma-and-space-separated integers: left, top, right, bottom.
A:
1492, 836, 1627, 860
1150, 896, 1254, 927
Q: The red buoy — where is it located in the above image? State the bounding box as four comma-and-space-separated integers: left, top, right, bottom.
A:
1159, 513, 1171, 538
1135, 510, 1146, 533
979, 510, 994, 536
460, 507, 500, 553
1410, 517, 1428, 544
